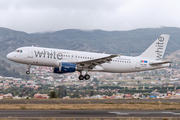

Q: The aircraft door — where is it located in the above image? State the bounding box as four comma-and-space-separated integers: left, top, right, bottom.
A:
28, 48, 33, 58
135, 59, 140, 69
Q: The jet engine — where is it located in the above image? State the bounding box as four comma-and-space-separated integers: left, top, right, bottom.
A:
53, 62, 76, 74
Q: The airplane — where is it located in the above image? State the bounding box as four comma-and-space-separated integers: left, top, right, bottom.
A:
7, 34, 171, 80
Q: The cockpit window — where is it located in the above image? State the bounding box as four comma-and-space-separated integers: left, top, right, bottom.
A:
16, 50, 23, 53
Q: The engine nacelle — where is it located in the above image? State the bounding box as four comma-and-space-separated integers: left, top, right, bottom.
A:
53, 62, 76, 74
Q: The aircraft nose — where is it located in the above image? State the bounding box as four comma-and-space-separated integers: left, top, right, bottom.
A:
7, 52, 14, 60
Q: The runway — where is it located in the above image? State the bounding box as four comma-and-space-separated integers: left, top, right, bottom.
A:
0, 110, 180, 118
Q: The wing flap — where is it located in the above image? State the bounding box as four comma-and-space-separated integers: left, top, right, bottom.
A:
92, 65, 104, 71
76, 54, 117, 64
76, 54, 117, 69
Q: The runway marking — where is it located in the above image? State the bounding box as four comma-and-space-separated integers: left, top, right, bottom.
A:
162, 112, 180, 115
109, 112, 129, 115
109, 112, 180, 116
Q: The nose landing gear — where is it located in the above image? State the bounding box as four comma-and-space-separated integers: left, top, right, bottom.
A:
26, 64, 31, 74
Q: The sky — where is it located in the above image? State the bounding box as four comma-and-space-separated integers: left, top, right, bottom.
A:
0, 0, 180, 33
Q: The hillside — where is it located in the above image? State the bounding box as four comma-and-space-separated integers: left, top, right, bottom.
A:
0, 27, 180, 60
0, 60, 30, 79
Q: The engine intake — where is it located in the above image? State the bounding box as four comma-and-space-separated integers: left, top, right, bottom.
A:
53, 62, 76, 74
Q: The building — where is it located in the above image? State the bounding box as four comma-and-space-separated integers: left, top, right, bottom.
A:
0, 94, 3, 99
3, 93, 13, 98
34, 93, 49, 99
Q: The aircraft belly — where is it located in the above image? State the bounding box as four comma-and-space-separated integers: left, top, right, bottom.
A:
21, 57, 57, 67
101, 63, 136, 73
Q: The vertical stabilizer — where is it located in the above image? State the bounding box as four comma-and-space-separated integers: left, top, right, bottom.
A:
139, 34, 170, 61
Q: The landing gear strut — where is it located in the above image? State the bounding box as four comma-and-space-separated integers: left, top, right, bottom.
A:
26, 64, 31, 74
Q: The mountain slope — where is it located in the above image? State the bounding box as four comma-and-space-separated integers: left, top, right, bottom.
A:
1, 27, 180, 60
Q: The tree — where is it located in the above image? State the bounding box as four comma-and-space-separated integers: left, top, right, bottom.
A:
123, 94, 126, 98
64, 89, 67, 97
90, 91, 94, 96
92, 78, 98, 82
58, 85, 66, 98
73, 89, 80, 98
49, 91, 57, 98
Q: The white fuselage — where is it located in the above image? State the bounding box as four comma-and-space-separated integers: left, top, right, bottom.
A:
7, 46, 170, 73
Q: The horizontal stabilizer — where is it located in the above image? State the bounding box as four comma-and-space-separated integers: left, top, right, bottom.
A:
149, 61, 172, 66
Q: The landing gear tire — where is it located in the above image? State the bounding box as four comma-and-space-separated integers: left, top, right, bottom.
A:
26, 71, 30, 74
79, 75, 84, 80
84, 74, 90, 80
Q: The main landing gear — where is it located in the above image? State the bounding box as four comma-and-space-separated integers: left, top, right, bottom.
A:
26, 64, 31, 74
78, 71, 90, 80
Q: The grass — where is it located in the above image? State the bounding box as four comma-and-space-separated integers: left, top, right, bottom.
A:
0, 103, 180, 110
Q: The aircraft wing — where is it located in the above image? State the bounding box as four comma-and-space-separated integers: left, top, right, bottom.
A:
75, 54, 117, 69
149, 61, 172, 66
